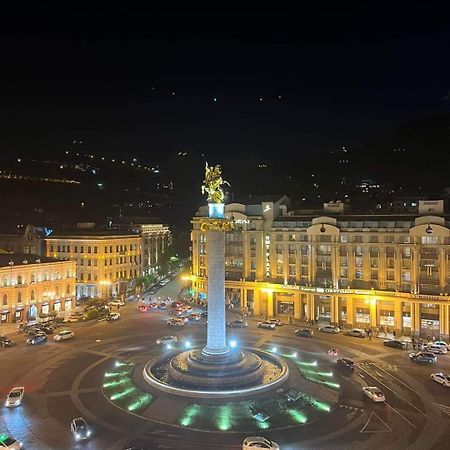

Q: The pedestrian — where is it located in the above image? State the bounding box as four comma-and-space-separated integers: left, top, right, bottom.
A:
289, 315, 293, 325
432, 335, 436, 342
393, 330, 396, 338
117, 304, 120, 310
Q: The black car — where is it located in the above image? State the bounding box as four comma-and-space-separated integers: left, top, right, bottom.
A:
227, 320, 248, 328
409, 352, 437, 363
26, 333, 48, 345
383, 339, 406, 349
200, 311, 208, 318
336, 358, 355, 373
0, 335, 14, 347
295, 328, 313, 338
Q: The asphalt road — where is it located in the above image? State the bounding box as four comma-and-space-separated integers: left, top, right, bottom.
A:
1, 274, 450, 450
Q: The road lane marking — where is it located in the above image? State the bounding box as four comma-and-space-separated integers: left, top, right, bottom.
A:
385, 402, 416, 428
360, 411, 392, 433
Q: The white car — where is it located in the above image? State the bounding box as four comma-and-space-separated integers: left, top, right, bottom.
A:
431, 373, 450, 387
362, 386, 385, 402
432, 340, 450, 351
258, 321, 276, 330
106, 312, 121, 321
109, 300, 125, 307
5, 387, 24, 407
242, 436, 279, 450
427, 344, 448, 355
167, 318, 185, 327
70, 417, 91, 441
64, 312, 84, 323
269, 319, 282, 326
156, 336, 178, 345
53, 330, 75, 341
0, 434, 22, 449
319, 325, 340, 334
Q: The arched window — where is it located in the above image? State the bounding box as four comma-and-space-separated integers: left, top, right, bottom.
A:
2, 294, 7, 306
30, 290, 35, 301
56, 286, 59, 297
66, 269, 71, 278
17, 292, 22, 303
43, 272, 48, 281
31, 273, 35, 283
17, 275, 23, 285
66, 284, 70, 294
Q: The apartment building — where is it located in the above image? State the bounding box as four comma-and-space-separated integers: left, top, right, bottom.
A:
0, 254, 76, 324
46, 229, 141, 299
191, 198, 450, 339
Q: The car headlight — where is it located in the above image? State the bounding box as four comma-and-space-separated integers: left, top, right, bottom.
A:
87, 430, 91, 436
75, 432, 80, 439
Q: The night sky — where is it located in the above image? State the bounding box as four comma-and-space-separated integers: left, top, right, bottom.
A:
1, 4, 449, 160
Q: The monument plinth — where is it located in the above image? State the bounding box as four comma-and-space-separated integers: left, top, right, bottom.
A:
143, 162, 288, 397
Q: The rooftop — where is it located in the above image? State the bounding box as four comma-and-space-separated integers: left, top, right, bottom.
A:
0, 253, 60, 268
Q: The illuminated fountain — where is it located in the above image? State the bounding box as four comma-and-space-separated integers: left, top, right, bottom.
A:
143, 163, 288, 397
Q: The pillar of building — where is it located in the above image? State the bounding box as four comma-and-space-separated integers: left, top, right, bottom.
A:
266, 290, 274, 318
330, 295, 339, 325
370, 300, 377, 328
241, 288, 246, 310
410, 302, 420, 336
439, 304, 449, 339
253, 288, 260, 316
306, 293, 314, 321
293, 292, 301, 320
202, 230, 229, 358
394, 300, 403, 336
346, 296, 354, 327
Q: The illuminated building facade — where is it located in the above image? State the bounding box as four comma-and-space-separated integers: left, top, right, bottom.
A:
191, 197, 450, 339
46, 230, 141, 299
0, 254, 76, 324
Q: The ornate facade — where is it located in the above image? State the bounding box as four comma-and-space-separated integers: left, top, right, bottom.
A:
191, 197, 450, 339
0, 254, 76, 324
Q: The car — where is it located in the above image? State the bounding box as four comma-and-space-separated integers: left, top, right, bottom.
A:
258, 321, 276, 330
148, 302, 158, 309
189, 313, 201, 321
242, 436, 279, 450
345, 328, 366, 338
383, 339, 407, 349
109, 299, 125, 307
362, 386, 385, 402
200, 311, 208, 318
430, 372, 450, 387
64, 312, 85, 323
184, 305, 193, 313
39, 325, 55, 335
431, 340, 450, 351
0, 335, 14, 348
0, 433, 22, 449
158, 302, 167, 310
409, 352, 437, 363
25, 326, 42, 336
319, 325, 340, 334
336, 358, 355, 373
5, 387, 25, 407
427, 344, 448, 355
295, 328, 314, 337
26, 333, 47, 345
106, 312, 121, 321
227, 320, 248, 328
53, 330, 75, 341
156, 335, 178, 345
268, 318, 282, 326
167, 318, 185, 327
171, 301, 183, 309
138, 304, 148, 312
70, 417, 92, 441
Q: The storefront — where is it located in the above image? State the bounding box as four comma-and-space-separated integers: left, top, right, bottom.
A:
315, 295, 331, 322
41, 303, 49, 315
355, 307, 370, 327
420, 304, 440, 338
14, 307, 24, 323
53, 300, 61, 312
379, 310, 395, 327
0, 310, 9, 324
64, 299, 72, 311
275, 292, 295, 316
28, 304, 38, 320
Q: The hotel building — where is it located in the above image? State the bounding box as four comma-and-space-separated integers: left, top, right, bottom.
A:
45, 229, 142, 299
191, 197, 450, 339
0, 254, 76, 324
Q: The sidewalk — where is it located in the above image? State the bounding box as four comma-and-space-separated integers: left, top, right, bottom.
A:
0, 322, 22, 336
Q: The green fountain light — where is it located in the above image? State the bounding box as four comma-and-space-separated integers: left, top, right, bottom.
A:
110, 387, 135, 401
287, 408, 307, 424
179, 404, 201, 427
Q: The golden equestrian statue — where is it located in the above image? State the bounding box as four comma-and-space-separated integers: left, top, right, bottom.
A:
201, 162, 230, 204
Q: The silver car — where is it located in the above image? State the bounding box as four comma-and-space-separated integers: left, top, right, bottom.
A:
319, 325, 340, 334
5, 387, 24, 407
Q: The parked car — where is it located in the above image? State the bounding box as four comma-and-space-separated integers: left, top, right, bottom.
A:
431, 340, 450, 351
53, 330, 75, 341
362, 386, 385, 402
268, 319, 282, 326
109, 300, 125, 307
106, 312, 121, 321
158, 302, 167, 310
167, 318, 185, 327
258, 321, 276, 330
242, 436, 279, 450
156, 335, 178, 345
344, 328, 366, 338
336, 358, 355, 373
0, 433, 22, 449
26, 333, 47, 345
138, 304, 148, 312
295, 328, 314, 337
430, 372, 450, 387
227, 320, 248, 328
64, 312, 85, 323
189, 313, 202, 321
70, 417, 92, 441
5, 387, 25, 407
383, 339, 407, 349
0, 335, 14, 348
409, 352, 437, 363
319, 325, 340, 334
427, 344, 448, 355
